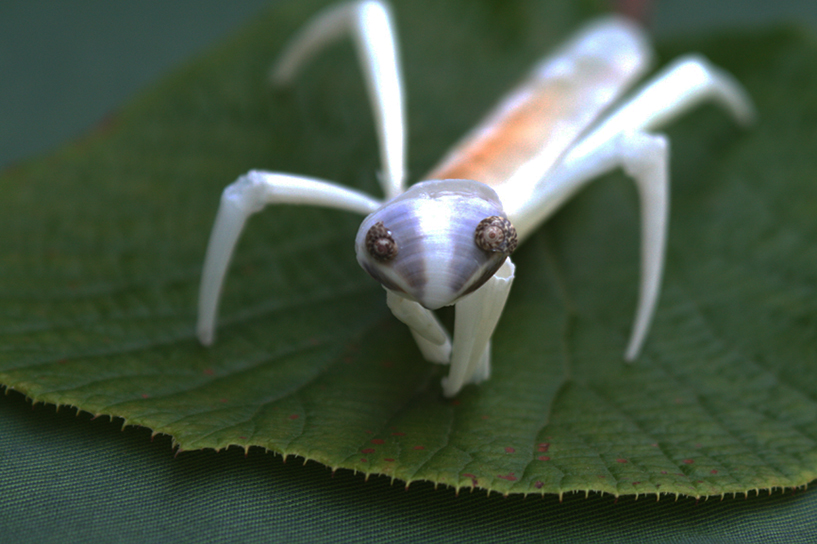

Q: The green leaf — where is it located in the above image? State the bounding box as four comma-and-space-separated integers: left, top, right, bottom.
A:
2, 0, 816, 498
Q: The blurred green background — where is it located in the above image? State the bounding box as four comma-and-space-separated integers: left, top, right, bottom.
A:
2, 0, 817, 170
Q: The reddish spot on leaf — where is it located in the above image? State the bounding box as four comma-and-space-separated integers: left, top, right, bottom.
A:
392, 432, 405, 436
203, 368, 215, 376
371, 439, 385, 445
141, 393, 149, 399
462, 472, 479, 485
239, 436, 247, 440
384, 458, 395, 462
57, 358, 68, 365
481, 415, 489, 420
632, 481, 641, 486
695, 443, 702, 448
505, 447, 515, 454
451, 400, 461, 406
683, 459, 695, 464
413, 446, 425, 450
360, 458, 368, 463
381, 360, 393, 368
651, 443, 659, 447
288, 414, 300, 420
597, 475, 606, 479
711, 469, 718, 474
497, 473, 517, 481
537, 456, 550, 461
534, 481, 544, 489
219, 398, 228, 403
361, 448, 375, 454
538, 443, 550, 453
616, 459, 628, 464
661, 471, 668, 474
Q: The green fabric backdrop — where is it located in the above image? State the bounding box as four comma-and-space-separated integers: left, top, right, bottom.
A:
3, 1, 817, 542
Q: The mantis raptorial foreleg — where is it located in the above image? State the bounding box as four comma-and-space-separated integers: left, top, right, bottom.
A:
444, 259, 516, 396
385, 290, 452, 364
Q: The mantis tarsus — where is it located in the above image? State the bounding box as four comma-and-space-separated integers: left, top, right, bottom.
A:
197, 0, 754, 397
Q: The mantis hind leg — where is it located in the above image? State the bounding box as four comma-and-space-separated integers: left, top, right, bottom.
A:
511, 55, 753, 360
537, 130, 670, 361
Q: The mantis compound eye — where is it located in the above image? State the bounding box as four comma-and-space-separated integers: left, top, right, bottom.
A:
475, 216, 517, 255
365, 222, 398, 262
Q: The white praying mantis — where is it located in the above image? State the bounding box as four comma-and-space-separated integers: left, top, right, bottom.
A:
197, 0, 754, 397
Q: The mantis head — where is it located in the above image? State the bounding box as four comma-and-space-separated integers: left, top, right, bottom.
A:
355, 179, 517, 310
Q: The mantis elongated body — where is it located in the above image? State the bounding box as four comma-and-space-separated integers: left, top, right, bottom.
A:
197, 0, 754, 397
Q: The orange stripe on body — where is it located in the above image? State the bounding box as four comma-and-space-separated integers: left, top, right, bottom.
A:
426, 81, 577, 189
424, 25, 651, 197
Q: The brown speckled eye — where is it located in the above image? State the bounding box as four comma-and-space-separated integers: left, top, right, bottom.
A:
366, 222, 398, 262
475, 216, 517, 255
